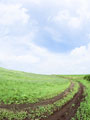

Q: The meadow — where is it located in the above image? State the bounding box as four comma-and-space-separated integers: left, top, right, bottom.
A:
0, 68, 70, 105
61, 75, 90, 120
0, 67, 89, 120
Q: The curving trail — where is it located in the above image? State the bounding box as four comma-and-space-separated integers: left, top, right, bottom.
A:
41, 82, 84, 120
0, 81, 84, 120
0, 82, 74, 110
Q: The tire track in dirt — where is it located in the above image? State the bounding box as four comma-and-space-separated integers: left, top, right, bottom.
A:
41, 82, 84, 120
0, 82, 74, 110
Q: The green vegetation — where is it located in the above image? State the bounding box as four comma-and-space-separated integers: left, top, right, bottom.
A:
61, 75, 90, 120
0, 109, 27, 120
0, 67, 72, 119
84, 74, 90, 81
0, 67, 89, 120
0, 67, 70, 104
28, 81, 79, 119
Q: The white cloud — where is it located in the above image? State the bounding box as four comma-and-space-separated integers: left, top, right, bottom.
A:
0, 0, 90, 74
0, 3, 29, 25
20, 0, 41, 5
0, 34, 90, 74
71, 46, 87, 56
51, 10, 69, 23
49, 10, 82, 29
1, 0, 41, 6
68, 17, 81, 29
32, 42, 90, 74
47, 0, 90, 30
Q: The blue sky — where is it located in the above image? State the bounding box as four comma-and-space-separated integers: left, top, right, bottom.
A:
0, 0, 90, 74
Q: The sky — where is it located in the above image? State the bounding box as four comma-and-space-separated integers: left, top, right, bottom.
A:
0, 0, 90, 74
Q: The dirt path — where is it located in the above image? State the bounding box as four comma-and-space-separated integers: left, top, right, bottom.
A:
41, 83, 84, 120
0, 81, 84, 120
0, 82, 74, 110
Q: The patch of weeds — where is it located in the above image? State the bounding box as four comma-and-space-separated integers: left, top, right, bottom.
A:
27, 82, 79, 119
0, 109, 27, 120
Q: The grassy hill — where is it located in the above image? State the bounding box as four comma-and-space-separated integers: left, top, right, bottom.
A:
0, 67, 70, 105
0, 68, 89, 120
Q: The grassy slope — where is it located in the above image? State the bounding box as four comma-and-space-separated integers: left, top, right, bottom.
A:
29, 81, 79, 119
0, 68, 70, 104
0, 68, 80, 120
0, 81, 79, 120
0, 68, 85, 120
61, 75, 90, 120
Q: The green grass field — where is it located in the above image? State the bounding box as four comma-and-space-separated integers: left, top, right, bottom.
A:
0, 67, 89, 120
0, 67, 70, 105
60, 75, 90, 120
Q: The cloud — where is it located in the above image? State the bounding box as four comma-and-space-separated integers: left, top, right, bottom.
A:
0, 34, 90, 74
47, 0, 90, 30
49, 10, 82, 29
1, 0, 41, 6
68, 17, 81, 29
71, 46, 87, 56
0, 0, 90, 74
0, 3, 29, 25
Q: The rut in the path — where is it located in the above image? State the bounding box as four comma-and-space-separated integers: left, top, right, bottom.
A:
41, 83, 84, 120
